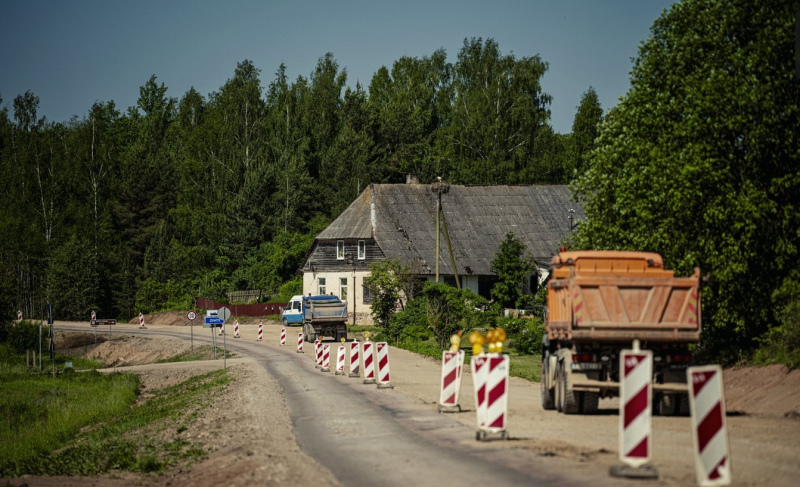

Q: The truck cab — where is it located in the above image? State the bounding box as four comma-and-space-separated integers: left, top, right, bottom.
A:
281, 295, 304, 327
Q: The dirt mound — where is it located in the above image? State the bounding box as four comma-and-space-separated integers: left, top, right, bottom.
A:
84, 335, 191, 367
724, 364, 800, 417
127, 311, 190, 326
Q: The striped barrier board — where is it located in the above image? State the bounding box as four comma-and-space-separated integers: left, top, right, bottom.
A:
376, 342, 393, 389
139, 312, 147, 330
362, 341, 376, 384
349, 341, 360, 377
17, 310, 22, 321
296, 332, 304, 353
439, 350, 465, 412
335, 345, 346, 375
258, 323, 263, 341
619, 349, 653, 468
280, 327, 286, 346
315, 339, 322, 368
233, 320, 240, 338
321, 344, 331, 372
471, 355, 489, 430
688, 365, 731, 486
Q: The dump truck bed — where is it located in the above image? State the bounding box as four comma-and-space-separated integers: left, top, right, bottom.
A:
546, 251, 701, 343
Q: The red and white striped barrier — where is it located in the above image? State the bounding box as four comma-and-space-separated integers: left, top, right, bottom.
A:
233, 319, 240, 338
17, 310, 22, 321
349, 341, 360, 377
321, 344, 331, 372
376, 342, 393, 389
688, 365, 731, 486
472, 354, 509, 439
91, 310, 96, 321
296, 332, 304, 353
315, 339, 323, 368
280, 327, 286, 346
335, 345, 346, 375
257, 323, 263, 341
362, 341, 376, 384
439, 350, 465, 412
619, 348, 653, 468
138, 312, 147, 329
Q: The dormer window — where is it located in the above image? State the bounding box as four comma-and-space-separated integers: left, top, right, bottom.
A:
337, 240, 344, 260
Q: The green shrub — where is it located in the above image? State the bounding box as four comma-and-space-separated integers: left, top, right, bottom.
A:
498, 317, 545, 355
4, 321, 41, 353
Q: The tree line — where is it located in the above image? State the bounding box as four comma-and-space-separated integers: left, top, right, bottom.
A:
0, 38, 601, 322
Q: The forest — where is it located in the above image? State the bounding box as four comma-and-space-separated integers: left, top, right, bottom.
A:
0, 37, 599, 322
1, 0, 798, 363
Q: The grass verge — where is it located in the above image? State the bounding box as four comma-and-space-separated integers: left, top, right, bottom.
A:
0, 367, 231, 477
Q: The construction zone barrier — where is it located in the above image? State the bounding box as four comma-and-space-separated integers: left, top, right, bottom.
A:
610, 344, 657, 479
257, 323, 263, 341
315, 339, 323, 368
138, 312, 147, 329
362, 341, 376, 384
439, 350, 465, 412
688, 365, 731, 486
280, 327, 286, 346
376, 342, 393, 389
349, 341, 360, 377
17, 310, 22, 321
335, 343, 346, 375
471, 354, 510, 440
233, 319, 241, 338
321, 344, 331, 372
296, 332, 304, 353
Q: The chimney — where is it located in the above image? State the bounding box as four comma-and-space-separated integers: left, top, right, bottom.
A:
406, 174, 419, 184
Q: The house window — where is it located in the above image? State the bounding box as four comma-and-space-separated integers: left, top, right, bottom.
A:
318, 278, 326, 295
363, 284, 374, 304
358, 240, 366, 259
337, 240, 345, 260
340, 277, 348, 301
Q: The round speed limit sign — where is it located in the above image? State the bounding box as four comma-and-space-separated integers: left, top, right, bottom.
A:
187, 311, 197, 321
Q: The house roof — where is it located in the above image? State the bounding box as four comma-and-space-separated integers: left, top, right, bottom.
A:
316, 183, 584, 276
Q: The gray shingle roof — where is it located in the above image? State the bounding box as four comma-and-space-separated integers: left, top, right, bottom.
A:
316, 183, 584, 275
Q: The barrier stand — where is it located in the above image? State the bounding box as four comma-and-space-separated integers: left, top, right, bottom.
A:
138, 312, 147, 330
296, 332, 304, 353
362, 332, 376, 384
335, 338, 346, 375
233, 319, 241, 338
315, 339, 323, 368
321, 344, 331, 372
257, 322, 263, 342
219, 320, 224, 336
687, 365, 731, 486
375, 342, 394, 389
470, 329, 510, 441
438, 346, 466, 413
280, 327, 286, 346
610, 340, 658, 479
349, 340, 360, 378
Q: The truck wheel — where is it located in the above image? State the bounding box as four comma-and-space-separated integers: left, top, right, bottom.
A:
559, 362, 578, 414
282, 318, 288, 328
541, 359, 556, 410
579, 391, 599, 414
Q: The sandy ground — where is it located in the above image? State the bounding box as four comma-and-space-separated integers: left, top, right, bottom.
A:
5, 319, 800, 486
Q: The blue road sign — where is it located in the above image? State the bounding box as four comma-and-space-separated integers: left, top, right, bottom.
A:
205, 317, 224, 325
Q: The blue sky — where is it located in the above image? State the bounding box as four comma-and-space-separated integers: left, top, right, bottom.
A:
0, 0, 674, 134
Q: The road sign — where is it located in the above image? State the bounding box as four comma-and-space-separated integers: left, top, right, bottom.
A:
218, 307, 231, 322
187, 311, 197, 321
205, 317, 224, 325
688, 365, 731, 486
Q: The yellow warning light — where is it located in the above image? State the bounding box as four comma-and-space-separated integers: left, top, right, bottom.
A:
488, 342, 497, 353
496, 328, 507, 342
472, 344, 483, 356
449, 334, 460, 353
468, 331, 481, 345
341, 337, 346, 344
364, 331, 371, 341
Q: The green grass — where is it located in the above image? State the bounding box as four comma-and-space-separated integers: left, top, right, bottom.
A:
154, 345, 234, 363
0, 366, 231, 477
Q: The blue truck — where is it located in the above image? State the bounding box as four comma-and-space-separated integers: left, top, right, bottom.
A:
282, 294, 348, 342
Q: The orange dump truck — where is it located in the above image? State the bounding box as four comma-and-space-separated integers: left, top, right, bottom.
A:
541, 251, 701, 415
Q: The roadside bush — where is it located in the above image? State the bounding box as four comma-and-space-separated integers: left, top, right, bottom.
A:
498, 317, 545, 355
4, 320, 41, 354
384, 297, 431, 344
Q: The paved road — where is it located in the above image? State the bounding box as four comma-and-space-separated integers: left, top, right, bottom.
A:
56, 323, 636, 486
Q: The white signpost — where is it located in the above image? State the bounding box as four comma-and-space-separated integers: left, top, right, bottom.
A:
187, 310, 197, 351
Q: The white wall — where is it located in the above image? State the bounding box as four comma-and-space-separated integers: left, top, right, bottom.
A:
304, 270, 370, 322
